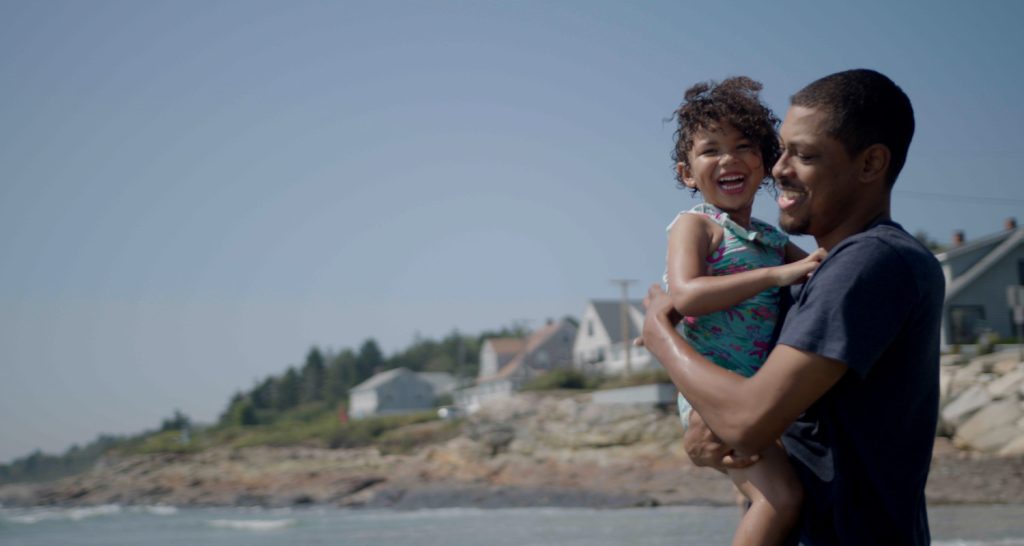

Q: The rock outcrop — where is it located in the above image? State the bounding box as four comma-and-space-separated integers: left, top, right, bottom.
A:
4, 376, 1024, 509
940, 349, 1024, 456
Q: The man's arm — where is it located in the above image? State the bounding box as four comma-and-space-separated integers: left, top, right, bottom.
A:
642, 284, 847, 455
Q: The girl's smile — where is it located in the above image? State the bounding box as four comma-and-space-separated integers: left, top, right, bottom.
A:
679, 121, 765, 227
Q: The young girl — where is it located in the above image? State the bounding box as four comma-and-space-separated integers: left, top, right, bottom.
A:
665, 77, 825, 546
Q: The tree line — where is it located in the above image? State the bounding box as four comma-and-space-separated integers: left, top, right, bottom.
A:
217, 327, 521, 426
0, 325, 531, 484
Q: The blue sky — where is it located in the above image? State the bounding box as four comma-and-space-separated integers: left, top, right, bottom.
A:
2, 0, 1023, 462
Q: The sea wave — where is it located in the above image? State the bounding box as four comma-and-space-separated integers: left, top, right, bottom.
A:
208, 518, 296, 531
1, 504, 125, 525
133, 504, 178, 516
934, 539, 1024, 546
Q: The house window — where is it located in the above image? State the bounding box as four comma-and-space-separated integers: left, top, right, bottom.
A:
949, 305, 986, 344
587, 320, 594, 337
1018, 259, 1024, 284
595, 348, 605, 362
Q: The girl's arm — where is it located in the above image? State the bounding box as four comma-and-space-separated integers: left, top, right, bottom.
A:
666, 214, 825, 317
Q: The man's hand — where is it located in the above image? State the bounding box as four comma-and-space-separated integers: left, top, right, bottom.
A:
683, 411, 759, 470
642, 283, 682, 326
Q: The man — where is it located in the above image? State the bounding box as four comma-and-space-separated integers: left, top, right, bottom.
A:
642, 69, 944, 545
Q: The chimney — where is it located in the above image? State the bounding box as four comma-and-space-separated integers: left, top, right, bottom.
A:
1006, 218, 1018, 231
952, 230, 965, 247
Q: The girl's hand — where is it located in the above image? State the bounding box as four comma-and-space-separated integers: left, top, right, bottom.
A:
683, 411, 760, 470
772, 247, 826, 286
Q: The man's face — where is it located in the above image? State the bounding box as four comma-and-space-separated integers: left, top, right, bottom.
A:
772, 105, 860, 239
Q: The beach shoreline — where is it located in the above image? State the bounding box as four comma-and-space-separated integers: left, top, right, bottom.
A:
2, 392, 1023, 510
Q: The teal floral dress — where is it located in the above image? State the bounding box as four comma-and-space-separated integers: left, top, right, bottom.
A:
664, 203, 789, 425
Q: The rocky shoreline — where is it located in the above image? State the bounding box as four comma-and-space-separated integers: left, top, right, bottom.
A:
4, 351, 1024, 510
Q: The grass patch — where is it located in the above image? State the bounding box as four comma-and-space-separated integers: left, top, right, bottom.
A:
375, 419, 463, 454
326, 411, 440, 449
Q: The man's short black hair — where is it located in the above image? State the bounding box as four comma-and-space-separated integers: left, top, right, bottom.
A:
792, 69, 914, 187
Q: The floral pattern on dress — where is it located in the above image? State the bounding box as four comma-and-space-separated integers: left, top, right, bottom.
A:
664, 202, 788, 378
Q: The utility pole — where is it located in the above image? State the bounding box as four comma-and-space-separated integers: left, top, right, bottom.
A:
610, 279, 637, 376
1008, 285, 1024, 362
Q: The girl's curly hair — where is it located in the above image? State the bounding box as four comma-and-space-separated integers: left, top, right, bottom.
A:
672, 76, 780, 190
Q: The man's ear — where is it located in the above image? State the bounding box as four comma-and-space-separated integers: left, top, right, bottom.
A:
859, 144, 890, 185
678, 162, 697, 190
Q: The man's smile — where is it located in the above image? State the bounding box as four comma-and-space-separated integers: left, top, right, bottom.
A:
776, 181, 807, 211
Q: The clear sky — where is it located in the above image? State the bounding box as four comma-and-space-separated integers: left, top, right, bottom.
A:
2, 0, 1023, 463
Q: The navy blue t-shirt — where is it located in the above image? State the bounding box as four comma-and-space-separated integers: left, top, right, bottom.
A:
778, 220, 944, 546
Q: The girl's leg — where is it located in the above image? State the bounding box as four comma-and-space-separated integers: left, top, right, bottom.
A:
726, 441, 803, 546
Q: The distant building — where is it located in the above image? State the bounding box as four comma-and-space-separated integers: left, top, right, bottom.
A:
477, 337, 526, 379
573, 299, 653, 375
936, 218, 1024, 346
348, 368, 453, 419
455, 320, 577, 413
418, 372, 458, 399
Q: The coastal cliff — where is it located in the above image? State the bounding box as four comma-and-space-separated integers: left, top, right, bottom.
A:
3, 381, 1024, 509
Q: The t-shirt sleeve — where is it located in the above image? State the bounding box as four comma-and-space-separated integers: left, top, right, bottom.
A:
777, 237, 918, 378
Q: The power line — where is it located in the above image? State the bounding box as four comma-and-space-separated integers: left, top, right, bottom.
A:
894, 189, 1024, 206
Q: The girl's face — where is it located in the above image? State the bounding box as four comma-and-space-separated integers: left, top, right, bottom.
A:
679, 121, 765, 221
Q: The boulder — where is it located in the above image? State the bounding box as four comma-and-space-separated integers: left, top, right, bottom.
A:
949, 360, 993, 401
941, 384, 993, 427
987, 370, 1024, 398
998, 434, 1024, 457
959, 425, 1023, 453
954, 398, 1023, 452
939, 367, 956, 408
993, 359, 1023, 376
940, 354, 968, 367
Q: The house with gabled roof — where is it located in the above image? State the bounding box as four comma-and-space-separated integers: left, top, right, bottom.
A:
349, 368, 453, 419
454, 320, 577, 413
573, 299, 654, 375
477, 337, 526, 379
936, 218, 1024, 346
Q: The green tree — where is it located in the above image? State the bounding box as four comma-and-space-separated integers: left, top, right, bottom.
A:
356, 339, 384, 382
300, 347, 326, 403
160, 410, 191, 432
251, 377, 276, 411
325, 349, 357, 401
274, 367, 301, 411
220, 392, 258, 426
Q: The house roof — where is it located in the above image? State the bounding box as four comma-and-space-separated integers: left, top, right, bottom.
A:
484, 337, 526, 357
350, 367, 411, 392
944, 227, 1024, 300
935, 227, 1018, 262
418, 372, 457, 393
590, 299, 643, 343
479, 320, 576, 383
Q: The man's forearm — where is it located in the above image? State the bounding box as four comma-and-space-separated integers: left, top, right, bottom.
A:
643, 311, 771, 453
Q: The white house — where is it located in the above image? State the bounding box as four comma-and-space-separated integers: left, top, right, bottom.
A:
573, 299, 653, 375
936, 218, 1024, 346
349, 368, 445, 419
455, 320, 578, 412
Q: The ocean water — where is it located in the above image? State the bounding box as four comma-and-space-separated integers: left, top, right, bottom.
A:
1, 504, 1023, 545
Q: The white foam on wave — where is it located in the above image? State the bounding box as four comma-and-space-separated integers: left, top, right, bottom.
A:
934, 539, 1024, 546
1, 504, 124, 525
68, 504, 123, 520
208, 518, 296, 531
132, 505, 178, 516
